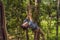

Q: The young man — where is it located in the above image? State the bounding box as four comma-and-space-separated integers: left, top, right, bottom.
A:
21, 15, 45, 40
21, 14, 38, 30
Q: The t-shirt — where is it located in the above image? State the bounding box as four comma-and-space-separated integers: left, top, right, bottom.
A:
23, 19, 38, 30
29, 21, 38, 30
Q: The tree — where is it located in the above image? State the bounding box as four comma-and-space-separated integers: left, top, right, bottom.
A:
56, 0, 59, 40
0, 1, 7, 40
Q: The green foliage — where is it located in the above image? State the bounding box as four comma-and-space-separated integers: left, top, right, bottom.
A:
2, 0, 60, 40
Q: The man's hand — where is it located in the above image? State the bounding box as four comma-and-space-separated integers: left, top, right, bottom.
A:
27, 13, 33, 21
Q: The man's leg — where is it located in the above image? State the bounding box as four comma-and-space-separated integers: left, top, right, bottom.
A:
33, 27, 45, 40
34, 28, 40, 40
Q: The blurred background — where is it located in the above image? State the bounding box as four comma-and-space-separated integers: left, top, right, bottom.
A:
1, 0, 60, 40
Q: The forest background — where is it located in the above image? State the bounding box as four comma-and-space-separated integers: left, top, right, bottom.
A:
1, 0, 60, 40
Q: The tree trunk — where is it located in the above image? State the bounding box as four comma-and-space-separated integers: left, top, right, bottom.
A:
56, 0, 59, 40
34, 0, 41, 40
0, 1, 7, 40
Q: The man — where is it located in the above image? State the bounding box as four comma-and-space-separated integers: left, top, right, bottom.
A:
21, 15, 45, 40
21, 14, 38, 30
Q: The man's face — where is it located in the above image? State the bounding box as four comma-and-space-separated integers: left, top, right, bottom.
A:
22, 22, 29, 28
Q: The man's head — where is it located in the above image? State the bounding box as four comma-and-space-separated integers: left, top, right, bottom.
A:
21, 22, 29, 30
